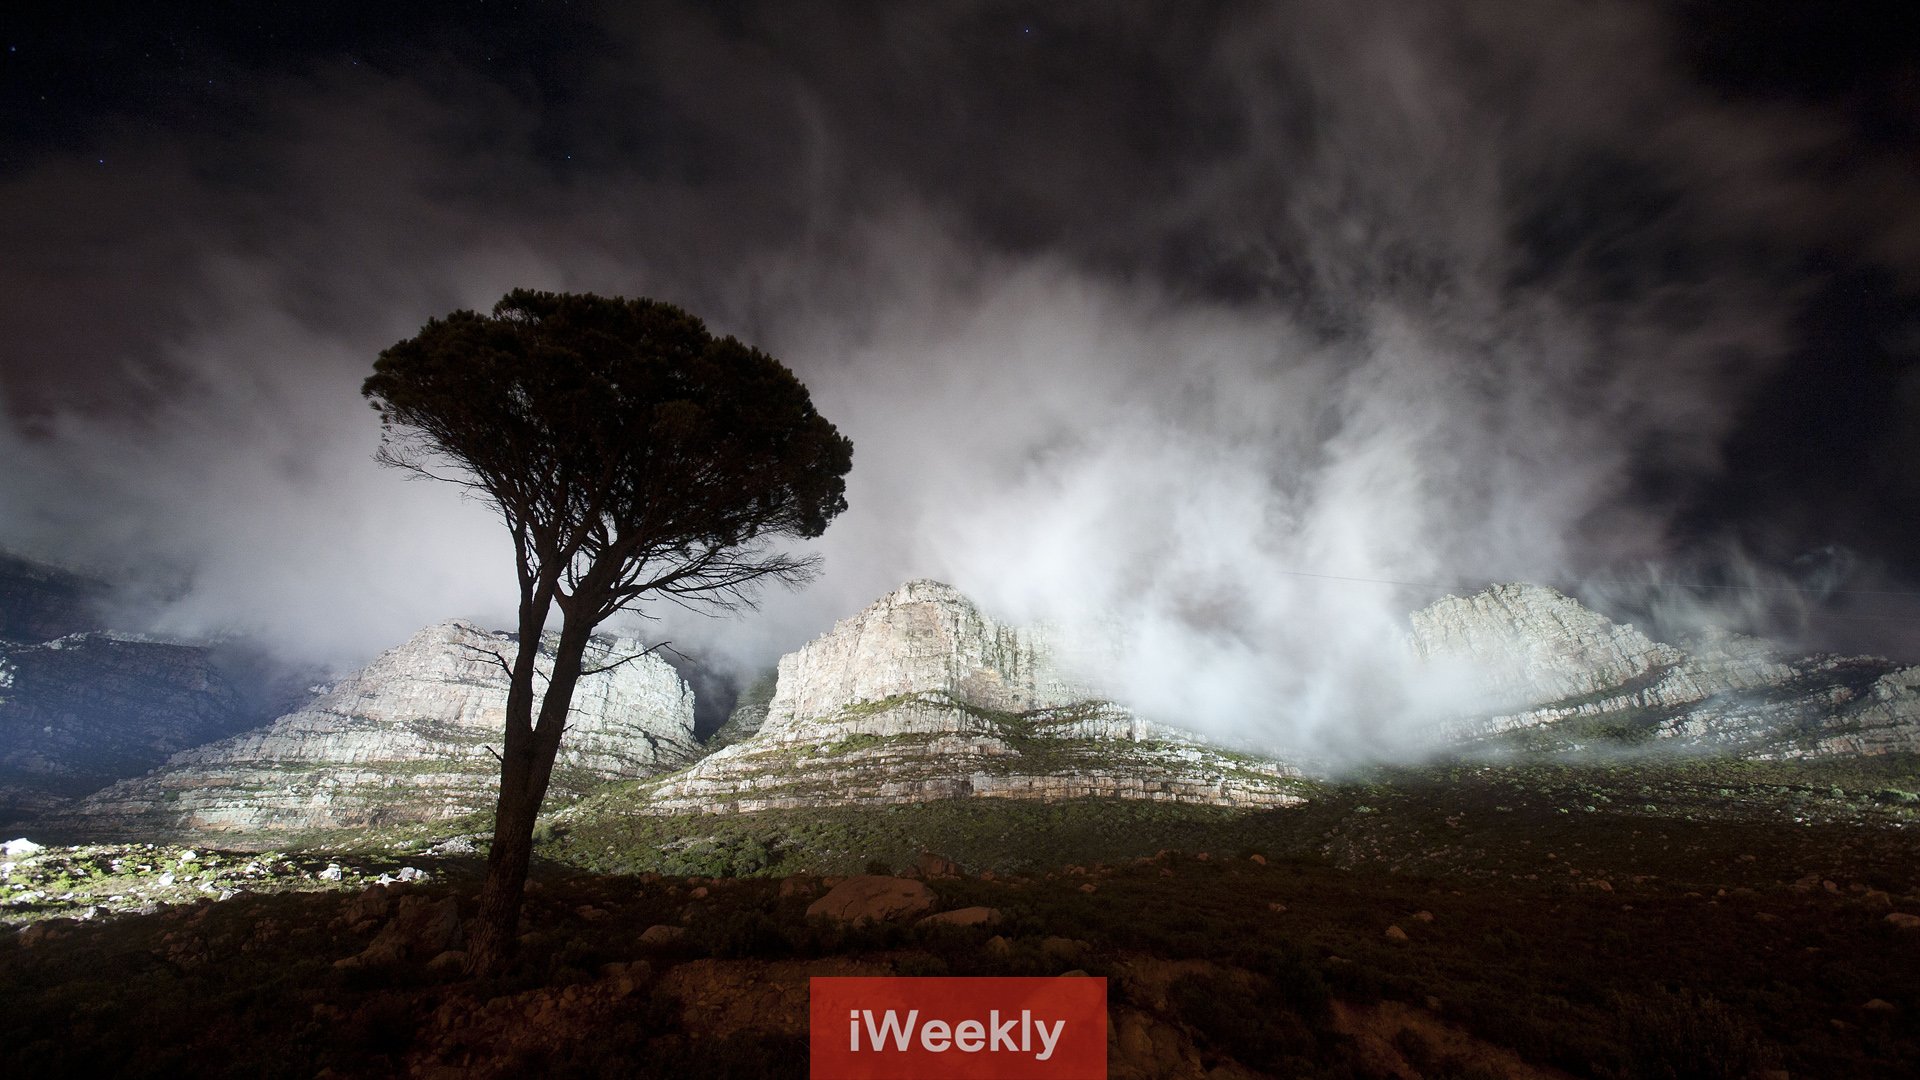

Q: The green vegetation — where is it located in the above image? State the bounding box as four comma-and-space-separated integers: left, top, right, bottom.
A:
815, 732, 886, 755
537, 797, 1312, 877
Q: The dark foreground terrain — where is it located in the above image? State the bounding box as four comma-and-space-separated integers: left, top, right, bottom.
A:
5, 757, 1919, 1079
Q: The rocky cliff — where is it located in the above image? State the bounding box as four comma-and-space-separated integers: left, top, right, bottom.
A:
1411, 584, 1920, 758
705, 671, 777, 751
1, 634, 256, 824
51, 622, 700, 840
22, 572, 1916, 842
1409, 583, 1688, 706
631, 581, 1306, 814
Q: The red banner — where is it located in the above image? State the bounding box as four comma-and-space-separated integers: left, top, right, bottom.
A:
809, 976, 1107, 1079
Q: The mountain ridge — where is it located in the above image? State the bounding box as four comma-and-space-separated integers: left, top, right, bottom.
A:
40, 621, 700, 842
8, 574, 1920, 843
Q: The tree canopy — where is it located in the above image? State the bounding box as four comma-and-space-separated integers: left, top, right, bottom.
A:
365, 288, 852, 621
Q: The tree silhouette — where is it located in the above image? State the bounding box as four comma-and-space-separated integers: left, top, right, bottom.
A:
364, 289, 852, 972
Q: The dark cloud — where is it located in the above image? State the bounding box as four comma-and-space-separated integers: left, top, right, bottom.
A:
1, 1, 1916, 752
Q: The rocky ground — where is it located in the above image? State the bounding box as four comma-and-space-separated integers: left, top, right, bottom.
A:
5, 759, 1918, 1079
0, 837, 469, 926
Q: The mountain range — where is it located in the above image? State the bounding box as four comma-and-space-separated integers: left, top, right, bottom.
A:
4, 555, 1917, 842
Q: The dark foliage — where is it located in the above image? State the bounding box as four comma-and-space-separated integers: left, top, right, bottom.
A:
362, 289, 851, 971
364, 289, 852, 619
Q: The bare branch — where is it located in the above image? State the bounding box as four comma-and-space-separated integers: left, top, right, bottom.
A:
578, 639, 676, 676
453, 641, 515, 676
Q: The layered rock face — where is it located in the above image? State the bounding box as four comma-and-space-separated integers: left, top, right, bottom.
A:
1, 634, 254, 823
1412, 584, 1920, 758
758, 580, 1083, 732
1410, 584, 1686, 706
705, 672, 777, 751
54, 622, 699, 840
636, 581, 1305, 814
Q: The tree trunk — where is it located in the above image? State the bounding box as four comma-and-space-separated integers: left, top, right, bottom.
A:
465, 613, 596, 975
466, 760, 541, 972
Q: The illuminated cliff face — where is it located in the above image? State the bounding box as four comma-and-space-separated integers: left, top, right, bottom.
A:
53, 622, 699, 839
639, 581, 1307, 816
758, 580, 1090, 740
20, 578, 1920, 842
1410, 584, 1920, 759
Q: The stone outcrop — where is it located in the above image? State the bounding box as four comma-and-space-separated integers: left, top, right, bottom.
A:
1409, 583, 1685, 707
1414, 584, 1920, 758
50, 622, 699, 840
804, 875, 936, 924
629, 581, 1306, 815
759, 580, 1084, 731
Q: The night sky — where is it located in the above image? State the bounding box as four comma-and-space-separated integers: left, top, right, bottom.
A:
3, 2, 1919, 747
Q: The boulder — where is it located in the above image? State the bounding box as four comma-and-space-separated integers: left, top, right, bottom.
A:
1040, 937, 1090, 963
356, 895, 463, 965
917, 906, 1002, 928
915, 852, 963, 879
16, 919, 73, 947
344, 884, 394, 923
427, 950, 468, 972
639, 924, 688, 946
806, 876, 936, 925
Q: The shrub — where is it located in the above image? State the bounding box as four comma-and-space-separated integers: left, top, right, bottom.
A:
1166, 969, 1335, 1071
1613, 987, 1773, 1080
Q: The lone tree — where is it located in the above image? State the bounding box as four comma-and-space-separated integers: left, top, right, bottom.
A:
364, 289, 852, 972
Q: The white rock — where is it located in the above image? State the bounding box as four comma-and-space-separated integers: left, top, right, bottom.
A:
759, 580, 1088, 739
3, 838, 45, 857
1414, 583, 1920, 759
53, 621, 701, 837
641, 580, 1306, 815
1409, 583, 1680, 707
